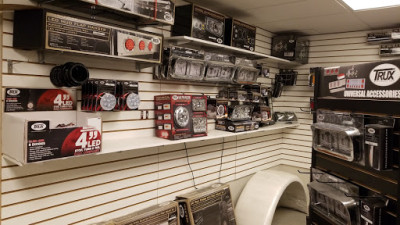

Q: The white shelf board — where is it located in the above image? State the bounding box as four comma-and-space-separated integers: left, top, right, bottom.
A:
102, 122, 299, 154
165, 36, 299, 66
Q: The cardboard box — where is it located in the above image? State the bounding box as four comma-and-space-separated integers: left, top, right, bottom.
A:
271, 35, 309, 63
110, 201, 179, 225
5, 88, 76, 112
13, 10, 162, 64
155, 94, 193, 140
215, 119, 259, 133
225, 19, 256, 51
177, 183, 236, 225
172, 5, 226, 44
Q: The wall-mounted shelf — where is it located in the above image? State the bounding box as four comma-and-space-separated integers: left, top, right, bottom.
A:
165, 36, 300, 66
3, 122, 299, 166
102, 122, 299, 154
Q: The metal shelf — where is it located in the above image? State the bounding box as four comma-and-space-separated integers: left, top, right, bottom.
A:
165, 36, 301, 66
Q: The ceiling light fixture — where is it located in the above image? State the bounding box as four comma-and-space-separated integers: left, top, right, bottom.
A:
341, 0, 400, 10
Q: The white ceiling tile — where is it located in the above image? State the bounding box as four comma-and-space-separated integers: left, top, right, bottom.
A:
355, 7, 400, 29
259, 13, 370, 34
178, 0, 400, 35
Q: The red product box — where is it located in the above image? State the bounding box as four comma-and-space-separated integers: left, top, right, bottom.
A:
155, 94, 193, 140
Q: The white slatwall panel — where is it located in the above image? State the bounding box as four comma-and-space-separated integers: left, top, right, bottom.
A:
1, 8, 291, 225
275, 29, 400, 169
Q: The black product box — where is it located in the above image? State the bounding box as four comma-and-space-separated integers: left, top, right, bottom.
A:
115, 80, 140, 111
367, 31, 392, 43
177, 183, 236, 225
225, 19, 256, 51
26, 120, 102, 163
80, 0, 175, 25
365, 124, 393, 171
360, 198, 387, 225
13, 9, 162, 64
107, 201, 179, 225
172, 4, 226, 44
5, 88, 76, 112
207, 98, 217, 119
31, 0, 175, 25
271, 35, 309, 63
271, 35, 296, 60
215, 119, 259, 133
380, 43, 400, 56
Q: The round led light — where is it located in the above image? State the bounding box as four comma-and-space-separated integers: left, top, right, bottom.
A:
217, 105, 225, 116
139, 40, 145, 50
148, 42, 153, 51
174, 106, 190, 128
126, 93, 140, 110
125, 39, 135, 51
100, 93, 117, 111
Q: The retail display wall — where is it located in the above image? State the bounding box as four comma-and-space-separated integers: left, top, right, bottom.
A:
275, 30, 400, 170
0, 3, 297, 225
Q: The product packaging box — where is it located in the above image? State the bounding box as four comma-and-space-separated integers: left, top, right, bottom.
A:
13, 9, 162, 63
81, 0, 176, 25
177, 183, 236, 225
82, 79, 117, 112
155, 94, 193, 140
172, 4, 226, 44
115, 80, 140, 111
4, 88, 76, 112
271, 35, 309, 63
215, 119, 259, 133
155, 94, 208, 140
107, 201, 179, 225
225, 19, 256, 51
158, 46, 206, 81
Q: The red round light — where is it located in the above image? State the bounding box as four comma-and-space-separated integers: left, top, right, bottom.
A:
148, 42, 153, 51
125, 39, 135, 51
139, 41, 145, 50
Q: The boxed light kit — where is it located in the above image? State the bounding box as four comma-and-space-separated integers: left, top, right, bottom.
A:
204, 52, 236, 83
215, 120, 259, 133
271, 35, 309, 63
177, 183, 236, 225
155, 94, 207, 140
172, 4, 226, 44
104, 201, 179, 225
80, 0, 176, 25
3, 111, 102, 164
158, 46, 206, 81
225, 19, 256, 51
4, 88, 76, 112
309, 169, 360, 225
13, 9, 162, 63
234, 58, 260, 84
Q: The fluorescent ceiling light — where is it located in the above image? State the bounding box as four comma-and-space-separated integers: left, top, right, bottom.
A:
341, 0, 400, 10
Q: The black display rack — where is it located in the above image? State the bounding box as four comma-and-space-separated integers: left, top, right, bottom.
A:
308, 60, 400, 225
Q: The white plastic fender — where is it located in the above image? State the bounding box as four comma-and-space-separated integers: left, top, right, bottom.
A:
235, 170, 307, 225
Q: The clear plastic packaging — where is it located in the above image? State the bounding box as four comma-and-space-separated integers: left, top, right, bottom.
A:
311, 122, 360, 162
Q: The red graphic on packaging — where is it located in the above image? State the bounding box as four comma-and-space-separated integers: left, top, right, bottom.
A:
61, 128, 102, 156
346, 79, 366, 89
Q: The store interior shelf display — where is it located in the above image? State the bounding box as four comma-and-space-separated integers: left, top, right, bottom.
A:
165, 36, 300, 66
102, 122, 299, 154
